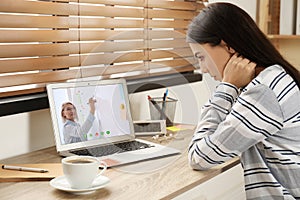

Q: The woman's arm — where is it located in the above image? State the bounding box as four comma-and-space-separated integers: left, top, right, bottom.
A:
188, 83, 284, 170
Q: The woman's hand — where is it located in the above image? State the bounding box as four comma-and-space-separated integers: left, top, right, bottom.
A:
222, 53, 256, 88
88, 97, 96, 115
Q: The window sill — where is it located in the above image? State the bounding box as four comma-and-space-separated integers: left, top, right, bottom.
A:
0, 72, 202, 117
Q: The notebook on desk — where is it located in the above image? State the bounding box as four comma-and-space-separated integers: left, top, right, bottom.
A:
46, 78, 180, 167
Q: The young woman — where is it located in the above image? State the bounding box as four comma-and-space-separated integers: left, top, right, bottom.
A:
187, 3, 300, 199
61, 97, 96, 144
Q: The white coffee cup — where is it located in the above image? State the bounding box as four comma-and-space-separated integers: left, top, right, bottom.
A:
62, 156, 107, 189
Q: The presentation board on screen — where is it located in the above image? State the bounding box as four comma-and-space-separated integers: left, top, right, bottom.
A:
51, 83, 130, 145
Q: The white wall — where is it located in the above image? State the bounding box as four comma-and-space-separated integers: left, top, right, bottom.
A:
0, 109, 55, 160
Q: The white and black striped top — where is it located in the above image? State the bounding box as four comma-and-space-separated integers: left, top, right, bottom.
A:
188, 65, 300, 200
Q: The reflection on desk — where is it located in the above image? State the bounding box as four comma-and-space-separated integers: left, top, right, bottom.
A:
0, 128, 240, 200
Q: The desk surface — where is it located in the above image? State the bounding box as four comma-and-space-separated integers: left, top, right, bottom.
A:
0, 128, 239, 200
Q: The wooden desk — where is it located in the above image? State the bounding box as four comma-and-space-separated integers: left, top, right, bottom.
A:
0, 129, 239, 200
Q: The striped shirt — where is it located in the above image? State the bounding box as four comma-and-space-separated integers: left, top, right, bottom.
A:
188, 65, 300, 200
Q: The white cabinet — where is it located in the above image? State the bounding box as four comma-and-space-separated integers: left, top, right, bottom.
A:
173, 164, 246, 200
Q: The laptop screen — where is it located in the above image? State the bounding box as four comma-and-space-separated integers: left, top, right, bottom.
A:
47, 79, 135, 152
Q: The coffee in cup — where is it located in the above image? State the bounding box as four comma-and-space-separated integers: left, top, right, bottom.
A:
62, 156, 107, 189
66, 158, 95, 164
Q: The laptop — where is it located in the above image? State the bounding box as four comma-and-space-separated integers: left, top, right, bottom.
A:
46, 78, 180, 167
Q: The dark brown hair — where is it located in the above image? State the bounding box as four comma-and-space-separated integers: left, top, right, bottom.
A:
187, 3, 300, 88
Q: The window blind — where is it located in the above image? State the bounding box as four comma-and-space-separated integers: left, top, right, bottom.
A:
0, 0, 204, 98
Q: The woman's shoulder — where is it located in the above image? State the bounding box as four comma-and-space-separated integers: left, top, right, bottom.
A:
256, 65, 286, 84
64, 120, 77, 126
240, 65, 300, 123
244, 64, 299, 106
252, 65, 297, 92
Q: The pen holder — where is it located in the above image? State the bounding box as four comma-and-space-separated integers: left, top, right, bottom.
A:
148, 97, 177, 126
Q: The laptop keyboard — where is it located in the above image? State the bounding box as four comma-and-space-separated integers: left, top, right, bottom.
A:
70, 140, 154, 157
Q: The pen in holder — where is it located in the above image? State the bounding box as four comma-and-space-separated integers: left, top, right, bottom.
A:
148, 96, 177, 126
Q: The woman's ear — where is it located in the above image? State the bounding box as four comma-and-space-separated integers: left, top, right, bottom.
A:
226, 45, 235, 54
221, 40, 236, 54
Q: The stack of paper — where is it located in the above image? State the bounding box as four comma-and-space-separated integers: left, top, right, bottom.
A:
297, 0, 300, 35
280, 0, 297, 35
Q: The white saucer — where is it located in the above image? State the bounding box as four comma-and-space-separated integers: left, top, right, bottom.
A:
50, 175, 110, 195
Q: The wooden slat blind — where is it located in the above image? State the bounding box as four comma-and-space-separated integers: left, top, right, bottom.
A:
0, 0, 204, 98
